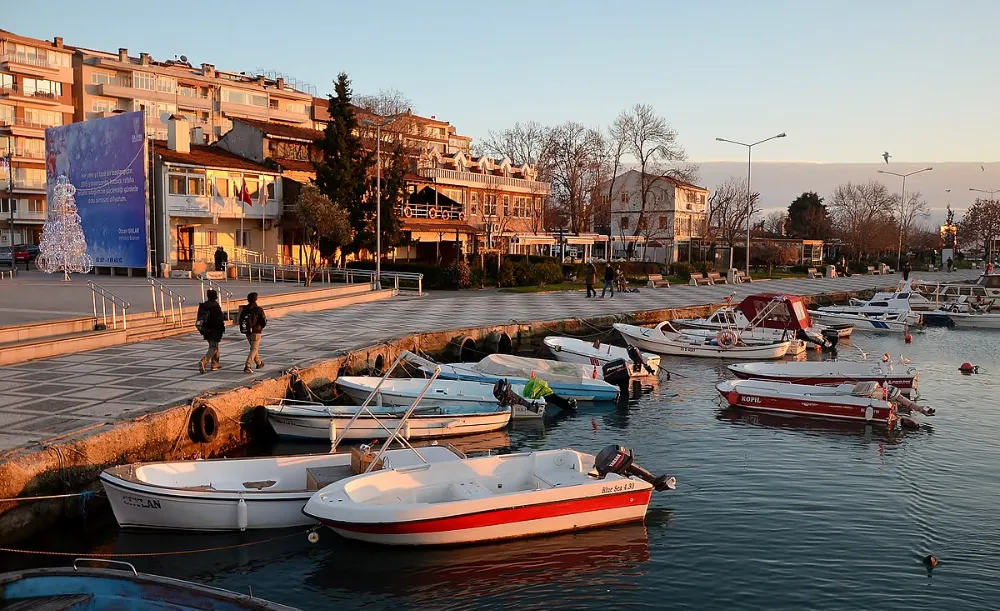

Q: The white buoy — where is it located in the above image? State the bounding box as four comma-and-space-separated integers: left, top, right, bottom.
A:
237, 497, 248, 531
328, 420, 337, 444
307, 531, 320, 544
864, 406, 874, 422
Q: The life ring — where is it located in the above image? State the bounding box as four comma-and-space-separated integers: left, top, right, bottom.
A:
428, 207, 438, 219
189, 405, 219, 444
716, 330, 738, 349
403, 206, 413, 218
441, 209, 452, 220
458, 212, 466, 221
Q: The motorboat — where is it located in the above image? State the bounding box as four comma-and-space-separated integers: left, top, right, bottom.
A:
543, 336, 660, 377
422, 353, 622, 402
728, 360, 918, 395
100, 445, 463, 531
914, 273, 1000, 310
716, 379, 933, 428
847, 280, 937, 311
265, 400, 512, 441
946, 312, 1000, 329
674, 302, 853, 339
0, 562, 298, 610
614, 321, 791, 359
809, 309, 917, 333
335, 377, 546, 416
302, 445, 676, 546
671, 327, 809, 356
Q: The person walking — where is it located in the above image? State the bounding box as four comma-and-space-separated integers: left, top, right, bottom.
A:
214, 246, 228, 272
902, 260, 912, 281
585, 262, 597, 298
238, 292, 267, 374
196, 289, 226, 374
946, 257, 954, 273
601, 263, 615, 298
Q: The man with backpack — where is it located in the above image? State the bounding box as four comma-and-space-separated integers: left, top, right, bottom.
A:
196, 290, 226, 374
238, 292, 267, 374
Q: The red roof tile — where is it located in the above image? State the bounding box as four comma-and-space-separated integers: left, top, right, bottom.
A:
232, 117, 322, 142
277, 158, 315, 173
153, 141, 275, 173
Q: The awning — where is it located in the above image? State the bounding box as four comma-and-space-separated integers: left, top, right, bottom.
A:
402, 219, 482, 233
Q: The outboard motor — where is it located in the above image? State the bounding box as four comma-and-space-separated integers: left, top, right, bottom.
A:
593, 445, 677, 491
626, 344, 657, 375
602, 359, 631, 389
491, 379, 542, 413
820, 328, 841, 351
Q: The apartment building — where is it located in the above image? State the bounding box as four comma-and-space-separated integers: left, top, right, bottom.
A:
0, 29, 74, 246
72, 46, 313, 144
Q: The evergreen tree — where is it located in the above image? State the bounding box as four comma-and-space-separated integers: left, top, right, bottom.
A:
376, 144, 409, 254
314, 73, 372, 261
786, 191, 832, 239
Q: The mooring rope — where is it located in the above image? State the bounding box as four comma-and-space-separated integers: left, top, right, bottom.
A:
0, 490, 100, 503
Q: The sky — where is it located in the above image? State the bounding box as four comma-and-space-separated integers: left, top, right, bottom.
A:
7, 0, 999, 166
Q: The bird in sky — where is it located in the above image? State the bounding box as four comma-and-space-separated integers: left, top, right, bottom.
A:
882, 151, 891, 164
982, 165, 986, 172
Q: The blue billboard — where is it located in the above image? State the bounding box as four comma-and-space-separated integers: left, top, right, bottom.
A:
45, 111, 149, 269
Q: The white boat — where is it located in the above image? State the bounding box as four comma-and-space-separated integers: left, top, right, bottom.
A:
543, 336, 661, 377
847, 280, 937, 312
423, 354, 621, 402
100, 446, 464, 531
809, 310, 916, 333
265, 400, 512, 441
671, 327, 808, 356
946, 312, 1000, 329
728, 361, 919, 395
302, 445, 676, 546
335, 377, 545, 417
614, 321, 790, 359
914, 273, 1000, 311
674, 305, 854, 338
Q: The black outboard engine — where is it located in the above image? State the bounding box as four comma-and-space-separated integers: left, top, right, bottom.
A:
626, 344, 657, 375
491, 379, 542, 413
820, 328, 841, 351
593, 445, 676, 491
602, 359, 631, 389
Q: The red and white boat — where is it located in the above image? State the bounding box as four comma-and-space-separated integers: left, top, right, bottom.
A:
302, 445, 675, 546
727, 361, 919, 395
716, 379, 933, 427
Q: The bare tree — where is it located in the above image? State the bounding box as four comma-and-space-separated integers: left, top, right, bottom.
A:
893, 190, 930, 263
958, 198, 1000, 260
762, 210, 787, 236
707, 176, 761, 268
623, 104, 688, 238
296, 184, 352, 286
479, 122, 554, 174
547, 121, 604, 234
828, 180, 896, 260
354, 89, 421, 161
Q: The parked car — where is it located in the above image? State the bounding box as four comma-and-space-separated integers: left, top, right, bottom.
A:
13, 244, 39, 261
0, 246, 30, 266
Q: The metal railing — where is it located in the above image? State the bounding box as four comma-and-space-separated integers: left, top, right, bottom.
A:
87, 281, 130, 331
232, 262, 423, 295
0, 116, 60, 129
200, 277, 234, 318
147, 277, 186, 327
1, 53, 61, 69
419, 167, 551, 193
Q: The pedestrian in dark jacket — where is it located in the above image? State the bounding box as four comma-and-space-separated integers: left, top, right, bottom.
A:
585, 262, 597, 298
197, 290, 226, 374
214, 246, 228, 272
601, 264, 615, 298
239, 292, 267, 374
902, 260, 911, 281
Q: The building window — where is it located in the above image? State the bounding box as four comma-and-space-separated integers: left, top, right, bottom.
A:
0, 105, 12, 125
27, 199, 43, 214
206, 230, 218, 245
167, 171, 206, 196
0, 74, 13, 91
22, 78, 62, 98
236, 230, 250, 247
24, 108, 62, 128
214, 177, 229, 198
266, 180, 276, 200
470, 192, 479, 215
222, 88, 268, 108
483, 194, 497, 217
0, 199, 15, 214
620, 216, 630, 230
659, 216, 668, 230
269, 99, 279, 109
178, 85, 197, 98
620, 191, 630, 204
502, 195, 510, 217
156, 77, 176, 94
133, 72, 155, 91
91, 100, 112, 114
187, 175, 206, 196
287, 103, 307, 115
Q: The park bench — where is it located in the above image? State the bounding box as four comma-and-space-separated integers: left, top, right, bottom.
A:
689, 274, 715, 286
867, 265, 880, 275
807, 267, 822, 278
734, 270, 753, 283
646, 273, 671, 288
706, 272, 727, 284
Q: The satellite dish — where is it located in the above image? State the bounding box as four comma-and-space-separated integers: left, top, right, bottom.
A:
180, 55, 188, 62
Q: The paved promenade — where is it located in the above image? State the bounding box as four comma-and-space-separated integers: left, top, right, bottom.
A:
0, 271, 977, 451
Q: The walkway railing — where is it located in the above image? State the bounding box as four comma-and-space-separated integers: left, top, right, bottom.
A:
199, 277, 235, 318
147, 277, 187, 327
232, 262, 423, 295
87, 281, 130, 331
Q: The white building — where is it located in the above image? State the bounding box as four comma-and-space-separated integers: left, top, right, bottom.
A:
593, 169, 709, 263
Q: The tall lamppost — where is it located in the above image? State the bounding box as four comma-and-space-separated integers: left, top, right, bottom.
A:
1, 152, 13, 250
715, 133, 786, 274
363, 115, 398, 290
878, 167, 932, 269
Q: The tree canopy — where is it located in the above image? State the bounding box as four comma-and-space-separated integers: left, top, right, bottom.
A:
786, 192, 831, 239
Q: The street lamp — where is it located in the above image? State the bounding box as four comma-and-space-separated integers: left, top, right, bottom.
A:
877, 167, 933, 269
1, 152, 12, 250
363, 115, 399, 290
970, 187, 1000, 199
715, 133, 786, 274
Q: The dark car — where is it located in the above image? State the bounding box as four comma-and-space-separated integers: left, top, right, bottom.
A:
0, 246, 29, 266
13, 244, 39, 261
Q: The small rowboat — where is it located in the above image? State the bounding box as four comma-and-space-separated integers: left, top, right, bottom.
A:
614, 322, 790, 359
334, 377, 546, 417
716, 379, 932, 427
100, 445, 464, 531
946, 312, 1000, 329
727, 361, 919, 395
303, 445, 676, 546
265, 400, 512, 441
543, 336, 660, 377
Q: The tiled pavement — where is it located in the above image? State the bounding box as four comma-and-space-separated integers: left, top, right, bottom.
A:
0, 270, 978, 451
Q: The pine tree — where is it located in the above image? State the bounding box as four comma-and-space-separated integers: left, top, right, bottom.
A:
314, 73, 372, 262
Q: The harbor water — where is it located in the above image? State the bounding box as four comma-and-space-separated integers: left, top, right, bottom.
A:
3, 327, 999, 610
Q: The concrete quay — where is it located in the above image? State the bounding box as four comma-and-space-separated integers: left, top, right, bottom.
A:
0, 270, 977, 543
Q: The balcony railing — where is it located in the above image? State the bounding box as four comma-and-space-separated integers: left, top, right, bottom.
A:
0, 116, 59, 130
1, 54, 60, 69
397, 201, 466, 221
419, 167, 550, 194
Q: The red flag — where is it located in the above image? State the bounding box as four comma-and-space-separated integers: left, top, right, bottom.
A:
238, 178, 253, 206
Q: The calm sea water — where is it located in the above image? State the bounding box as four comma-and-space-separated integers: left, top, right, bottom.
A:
5, 328, 1000, 610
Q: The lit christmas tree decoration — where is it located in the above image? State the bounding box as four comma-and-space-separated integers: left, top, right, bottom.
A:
36, 176, 93, 280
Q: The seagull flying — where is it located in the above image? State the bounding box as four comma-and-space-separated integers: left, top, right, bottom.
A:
882, 151, 891, 164
983, 165, 986, 172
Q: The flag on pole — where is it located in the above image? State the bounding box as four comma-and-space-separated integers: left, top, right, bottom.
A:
257, 180, 267, 207
238, 178, 253, 206
211, 180, 226, 208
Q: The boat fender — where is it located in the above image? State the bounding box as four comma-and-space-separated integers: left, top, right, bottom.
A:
924, 554, 939, 569
189, 405, 219, 444
308, 531, 320, 544
959, 362, 979, 374
716, 330, 738, 349
864, 406, 874, 421
904, 332, 913, 343
237, 496, 248, 532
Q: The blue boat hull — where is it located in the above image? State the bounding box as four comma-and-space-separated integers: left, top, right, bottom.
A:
434, 369, 620, 402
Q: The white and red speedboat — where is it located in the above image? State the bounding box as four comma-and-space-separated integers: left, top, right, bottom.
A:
302, 445, 676, 546
716, 379, 933, 428
727, 361, 919, 395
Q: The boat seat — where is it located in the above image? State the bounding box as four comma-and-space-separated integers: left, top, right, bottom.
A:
449, 481, 493, 500
534, 473, 561, 488
1, 594, 93, 611
243, 480, 277, 490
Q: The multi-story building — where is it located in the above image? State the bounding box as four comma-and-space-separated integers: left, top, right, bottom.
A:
593, 169, 710, 263
0, 29, 74, 246
72, 46, 313, 143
